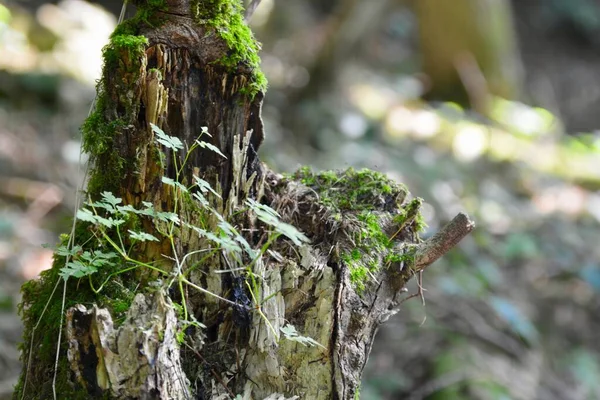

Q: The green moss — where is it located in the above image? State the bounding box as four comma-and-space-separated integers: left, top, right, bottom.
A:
384, 246, 417, 265
148, 67, 163, 79
191, 0, 267, 98
392, 197, 428, 233
343, 250, 369, 293
81, 32, 148, 197
112, 0, 168, 37
14, 226, 139, 399
357, 210, 391, 251
81, 7, 150, 196
103, 34, 148, 67
295, 166, 407, 212
292, 167, 426, 293
135, 0, 168, 26
342, 211, 392, 293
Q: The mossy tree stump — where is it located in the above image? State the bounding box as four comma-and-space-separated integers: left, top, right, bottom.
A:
15, 1, 473, 399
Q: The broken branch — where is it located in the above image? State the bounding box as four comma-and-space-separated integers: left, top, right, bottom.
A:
414, 212, 475, 271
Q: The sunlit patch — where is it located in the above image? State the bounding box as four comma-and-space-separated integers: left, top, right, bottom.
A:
431, 180, 459, 204
411, 109, 440, 138
339, 113, 367, 139
349, 84, 394, 119
488, 128, 520, 161
452, 123, 488, 162
384, 106, 441, 139
385, 105, 413, 137
0, 16, 35, 71
437, 102, 465, 118
261, 54, 285, 87
490, 97, 554, 137
527, 143, 557, 171
0, 0, 115, 83
62, 140, 88, 164
395, 75, 424, 100
39, 0, 116, 83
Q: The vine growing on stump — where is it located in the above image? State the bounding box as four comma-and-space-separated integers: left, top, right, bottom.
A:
15, 1, 474, 399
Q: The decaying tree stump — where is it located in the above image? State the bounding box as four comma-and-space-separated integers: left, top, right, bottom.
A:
15, 1, 473, 399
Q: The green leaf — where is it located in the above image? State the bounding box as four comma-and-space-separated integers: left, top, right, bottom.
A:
76, 207, 125, 228
95, 215, 125, 228
128, 230, 159, 242
55, 244, 82, 257
100, 192, 122, 207
152, 123, 183, 151
60, 260, 98, 280
246, 199, 310, 246
236, 235, 257, 259
190, 225, 243, 255
200, 126, 212, 137
128, 202, 156, 216
76, 208, 99, 224
189, 226, 222, 244
78, 250, 118, 268
193, 176, 221, 198
155, 211, 180, 224
58, 251, 116, 280
116, 204, 138, 214
193, 192, 209, 207
280, 324, 325, 348
273, 221, 310, 246
162, 176, 188, 192
92, 250, 118, 260
196, 140, 227, 159
88, 192, 122, 214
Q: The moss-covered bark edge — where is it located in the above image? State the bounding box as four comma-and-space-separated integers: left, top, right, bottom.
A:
291, 166, 427, 293
191, 0, 268, 97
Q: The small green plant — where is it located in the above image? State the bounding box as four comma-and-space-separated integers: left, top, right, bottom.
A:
49, 122, 318, 355
20, 122, 323, 398
280, 324, 325, 349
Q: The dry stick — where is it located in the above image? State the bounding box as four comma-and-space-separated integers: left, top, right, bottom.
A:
398, 213, 474, 309
414, 212, 475, 271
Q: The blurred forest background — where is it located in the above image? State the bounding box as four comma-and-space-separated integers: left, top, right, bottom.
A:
1, 0, 600, 399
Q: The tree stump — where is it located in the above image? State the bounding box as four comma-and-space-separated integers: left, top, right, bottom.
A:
15, 1, 473, 399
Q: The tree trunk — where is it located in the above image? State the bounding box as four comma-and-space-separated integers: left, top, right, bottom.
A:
415, 0, 524, 113
15, 1, 473, 399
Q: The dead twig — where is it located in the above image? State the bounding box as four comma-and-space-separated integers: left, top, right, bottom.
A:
415, 212, 475, 271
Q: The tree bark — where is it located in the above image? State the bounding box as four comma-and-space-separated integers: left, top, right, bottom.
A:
15, 1, 473, 399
